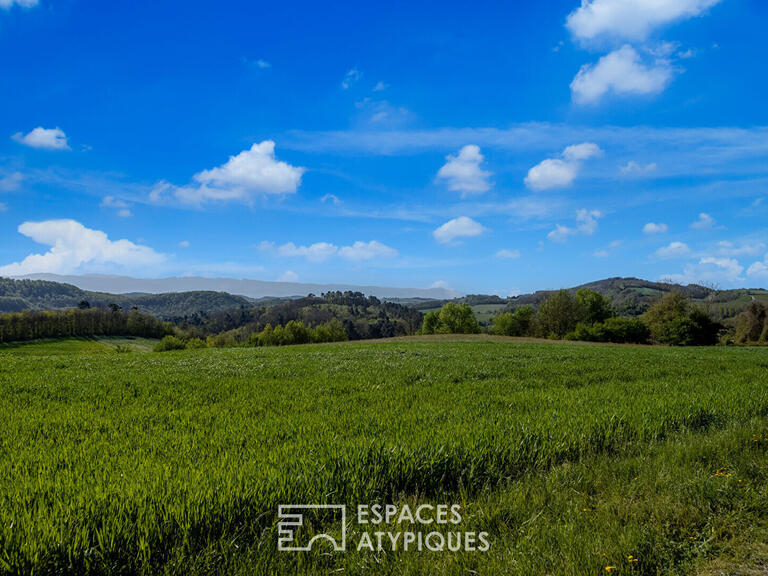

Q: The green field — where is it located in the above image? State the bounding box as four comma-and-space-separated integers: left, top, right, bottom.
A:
1, 337, 767, 575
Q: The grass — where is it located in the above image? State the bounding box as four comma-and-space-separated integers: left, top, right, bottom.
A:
0, 338, 766, 575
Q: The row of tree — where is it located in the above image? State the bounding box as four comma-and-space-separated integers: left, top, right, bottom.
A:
472, 289, 723, 345
0, 308, 171, 343
154, 319, 349, 351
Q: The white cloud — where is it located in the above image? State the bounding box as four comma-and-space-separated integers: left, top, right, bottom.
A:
12, 127, 70, 150
643, 222, 668, 234
666, 256, 744, 286
690, 212, 715, 229
621, 161, 657, 175
342, 68, 362, 89
747, 261, 768, 279
430, 280, 452, 290
547, 209, 604, 242
100, 196, 132, 217
260, 239, 397, 263
566, 0, 721, 44
0, 0, 39, 8
338, 240, 398, 261
0, 172, 23, 191
496, 249, 521, 259
255, 59, 271, 68
0, 220, 164, 276
437, 145, 492, 196
277, 270, 299, 282
571, 45, 674, 105
655, 241, 691, 259
372, 81, 389, 92
525, 142, 601, 190
593, 249, 610, 258
715, 241, 766, 258
321, 193, 341, 205
548, 224, 577, 243
151, 141, 304, 205
0, 202, 6, 212
576, 208, 602, 235
562, 142, 602, 161
276, 242, 338, 263
433, 216, 485, 244
179, 240, 190, 248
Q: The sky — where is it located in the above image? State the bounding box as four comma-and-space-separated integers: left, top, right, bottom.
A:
1, 0, 767, 295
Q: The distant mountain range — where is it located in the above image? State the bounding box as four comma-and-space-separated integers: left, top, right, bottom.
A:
3, 275, 765, 321
13, 274, 460, 300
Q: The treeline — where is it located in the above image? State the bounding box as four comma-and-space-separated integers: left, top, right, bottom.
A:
0, 308, 171, 343
154, 319, 348, 351
419, 289, 724, 346
494, 290, 722, 345
174, 291, 422, 342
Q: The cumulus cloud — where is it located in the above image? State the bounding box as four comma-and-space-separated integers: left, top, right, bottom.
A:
690, 212, 715, 229
150, 141, 304, 205
437, 145, 492, 196
525, 142, 602, 191
566, 0, 722, 44
571, 45, 674, 105
12, 127, 70, 150
0, 220, 164, 276
277, 270, 299, 282
655, 241, 690, 259
0, 0, 38, 8
547, 209, 604, 242
496, 249, 521, 259
666, 256, 744, 286
433, 216, 485, 244
715, 241, 765, 258
338, 240, 398, 261
260, 239, 397, 263
747, 261, 768, 279
643, 222, 668, 234
275, 242, 338, 263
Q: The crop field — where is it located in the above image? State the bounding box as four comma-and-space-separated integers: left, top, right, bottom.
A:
1, 337, 767, 575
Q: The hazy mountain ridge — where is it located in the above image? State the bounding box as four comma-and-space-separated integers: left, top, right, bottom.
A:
0, 278, 252, 318
13, 274, 459, 300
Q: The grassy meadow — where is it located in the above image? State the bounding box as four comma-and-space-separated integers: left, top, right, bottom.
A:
0, 337, 767, 575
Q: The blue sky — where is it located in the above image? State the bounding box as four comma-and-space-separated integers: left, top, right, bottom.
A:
1, 0, 767, 294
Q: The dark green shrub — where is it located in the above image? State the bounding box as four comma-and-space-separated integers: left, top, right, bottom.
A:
153, 335, 187, 352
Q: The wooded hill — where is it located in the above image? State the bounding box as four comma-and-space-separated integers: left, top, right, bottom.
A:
412, 277, 768, 321
0, 277, 251, 318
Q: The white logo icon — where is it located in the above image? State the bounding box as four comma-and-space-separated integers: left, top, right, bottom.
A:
278, 504, 347, 552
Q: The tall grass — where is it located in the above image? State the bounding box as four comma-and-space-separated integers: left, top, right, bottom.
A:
0, 340, 766, 574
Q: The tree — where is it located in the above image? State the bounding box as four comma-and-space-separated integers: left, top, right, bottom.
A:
438, 302, 481, 334
537, 290, 579, 338
77, 300, 90, 309
574, 289, 614, 324
493, 305, 536, 337
421, 310, 441, 334
421, 303, 480, 334
734, 301, 767, 343
642, 292, 720, 345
